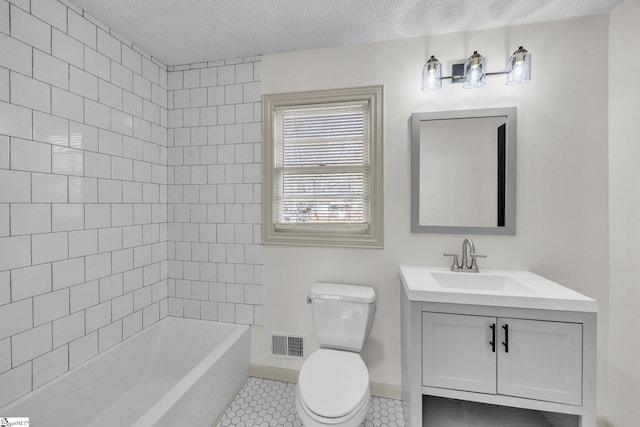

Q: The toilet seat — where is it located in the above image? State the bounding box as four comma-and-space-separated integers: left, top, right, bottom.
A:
298, 349, 370, 420
296, 384, 370, 426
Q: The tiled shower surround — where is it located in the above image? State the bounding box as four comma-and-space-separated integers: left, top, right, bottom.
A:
0, 0, 262, 407
166, 58, 263, 325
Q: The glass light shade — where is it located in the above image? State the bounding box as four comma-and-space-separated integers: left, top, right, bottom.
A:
506, 46, 531, 85
422, 56, 442, 92
463, 51, 485, 89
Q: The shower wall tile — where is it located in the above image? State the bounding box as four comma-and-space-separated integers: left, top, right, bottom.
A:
34, 50, 69, 90
52, 311, 85, 347
0, 31, 32, 76
52, 29, 84, 68
31, 0, 67, 32
0, 2, 8, 35
0, 273, 8, 306
33, 289, 69, 326
10, 203, 51, 235
0, 299, 32, 340
10, 5, 50, 53
69, 331, 97, 369
0, 236, 31, 271
12, 323, 52, 366
0, 100, 32, 139
0, 338, 10, 373
32, 345, 69, 388
0, 363, 31, 409
0, 0, 168, 408
70, 280, 99, 312
166, 57, 262, 326
10, 72, 51, 113
11, 263, 52, 301
67, 9, 95, 48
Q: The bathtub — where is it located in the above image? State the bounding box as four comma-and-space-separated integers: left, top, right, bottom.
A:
0, 317, 250, 427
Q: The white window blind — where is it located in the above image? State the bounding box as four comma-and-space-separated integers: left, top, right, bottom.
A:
262, 86, 383, 248
273, 102, 370, 231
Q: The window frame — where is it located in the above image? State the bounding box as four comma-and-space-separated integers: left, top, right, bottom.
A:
262, 86, 384, 248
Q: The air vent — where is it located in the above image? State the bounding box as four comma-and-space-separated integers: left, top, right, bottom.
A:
270, 333, 305, 358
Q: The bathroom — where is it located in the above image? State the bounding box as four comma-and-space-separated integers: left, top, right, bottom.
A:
0, 0, 638, 426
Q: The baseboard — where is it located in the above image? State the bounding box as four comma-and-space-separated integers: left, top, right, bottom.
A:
596, 416, 615, 427
370, 382, 402, 400
249, 364, 402, 400
249, 364, 299, 384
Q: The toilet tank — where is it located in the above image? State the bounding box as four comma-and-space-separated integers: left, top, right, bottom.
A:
309, 282, 376, 352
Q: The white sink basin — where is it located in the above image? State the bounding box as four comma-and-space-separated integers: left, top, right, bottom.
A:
430, 272, 535, 294
400, 265, 597, 312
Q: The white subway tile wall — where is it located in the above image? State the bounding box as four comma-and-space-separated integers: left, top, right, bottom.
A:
166, 58, 263, 326
0, 0, 170, 407
0, 0, 264, 410
0, 0, 263, 408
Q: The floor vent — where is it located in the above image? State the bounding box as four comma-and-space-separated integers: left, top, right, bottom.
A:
271, 333, 305, 358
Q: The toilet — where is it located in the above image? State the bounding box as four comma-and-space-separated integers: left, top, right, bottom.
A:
296, 282, 376, 427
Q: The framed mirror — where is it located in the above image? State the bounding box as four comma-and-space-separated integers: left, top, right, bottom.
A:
411, 107, 516, 234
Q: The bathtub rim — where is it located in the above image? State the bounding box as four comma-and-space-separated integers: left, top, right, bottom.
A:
132, 319, 249, 426
0, 317, 249, 416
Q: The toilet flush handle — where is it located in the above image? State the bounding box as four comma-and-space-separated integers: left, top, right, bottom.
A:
306, 297, 312, 304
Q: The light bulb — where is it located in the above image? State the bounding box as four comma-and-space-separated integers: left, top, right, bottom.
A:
506, 46, 531, 85
463, 51, 485, 89
422, 55, 442, 92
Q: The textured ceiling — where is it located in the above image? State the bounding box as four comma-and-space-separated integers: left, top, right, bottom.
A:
68, 0, 621, 66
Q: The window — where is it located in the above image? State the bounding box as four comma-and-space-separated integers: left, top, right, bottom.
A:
262, 86, 383, 247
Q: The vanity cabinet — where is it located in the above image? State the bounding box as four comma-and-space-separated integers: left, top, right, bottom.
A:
422, 312, 583, 406
400, 266, 597, 427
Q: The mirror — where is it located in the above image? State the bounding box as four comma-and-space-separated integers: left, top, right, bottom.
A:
411, 107, 516, 234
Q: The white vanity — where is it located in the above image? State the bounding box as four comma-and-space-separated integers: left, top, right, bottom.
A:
400, 265, 597, 427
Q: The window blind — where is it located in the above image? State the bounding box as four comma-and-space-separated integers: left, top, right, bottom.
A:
273, 102, 370, 229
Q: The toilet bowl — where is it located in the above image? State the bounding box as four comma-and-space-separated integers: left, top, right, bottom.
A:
296, 283, 376, 427
296, 349, 370, 427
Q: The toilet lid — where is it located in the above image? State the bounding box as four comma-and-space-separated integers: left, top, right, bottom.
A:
298, 349, 369, 418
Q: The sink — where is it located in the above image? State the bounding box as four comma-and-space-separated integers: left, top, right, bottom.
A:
399, 265, 597, 312
430, 272, 535, 294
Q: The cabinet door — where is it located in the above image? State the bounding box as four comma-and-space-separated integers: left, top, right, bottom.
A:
422, 312, 496, 394
497, 318, 582, 405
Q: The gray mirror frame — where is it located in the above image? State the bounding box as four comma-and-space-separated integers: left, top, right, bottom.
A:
411, 107, 517, 235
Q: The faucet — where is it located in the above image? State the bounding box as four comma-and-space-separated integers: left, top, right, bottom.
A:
444, 238, 486, 273
461, 238, 475, 270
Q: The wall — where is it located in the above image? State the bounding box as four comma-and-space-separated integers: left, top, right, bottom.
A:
0, 0, 169, 407
0, 0, 624, 420
605, 0, 640, 425
165, 58, 264, 325
257, 15, 610, 403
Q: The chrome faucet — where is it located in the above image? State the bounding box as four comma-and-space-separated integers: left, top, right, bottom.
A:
444, 238, 486, 273
461, 238, 475, 270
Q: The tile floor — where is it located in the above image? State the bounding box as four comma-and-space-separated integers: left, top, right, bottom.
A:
215, 377, 406, 427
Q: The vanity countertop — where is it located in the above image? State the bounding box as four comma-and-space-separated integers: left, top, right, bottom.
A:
400, 265, 597, 312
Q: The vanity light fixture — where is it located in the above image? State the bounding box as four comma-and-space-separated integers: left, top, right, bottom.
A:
421, 46, 531, 92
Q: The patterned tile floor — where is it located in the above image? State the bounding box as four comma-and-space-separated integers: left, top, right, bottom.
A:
215, 377, 406, 427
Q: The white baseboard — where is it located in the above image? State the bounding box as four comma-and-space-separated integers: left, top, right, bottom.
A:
249, 364, 402, 400
249, 364, 299, 383
596, 416, 614, 427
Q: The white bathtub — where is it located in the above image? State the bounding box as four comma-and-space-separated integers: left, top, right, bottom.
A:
0, 317, 250, 427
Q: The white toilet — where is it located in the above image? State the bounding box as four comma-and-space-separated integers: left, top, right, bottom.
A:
296, 282, 376, 427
